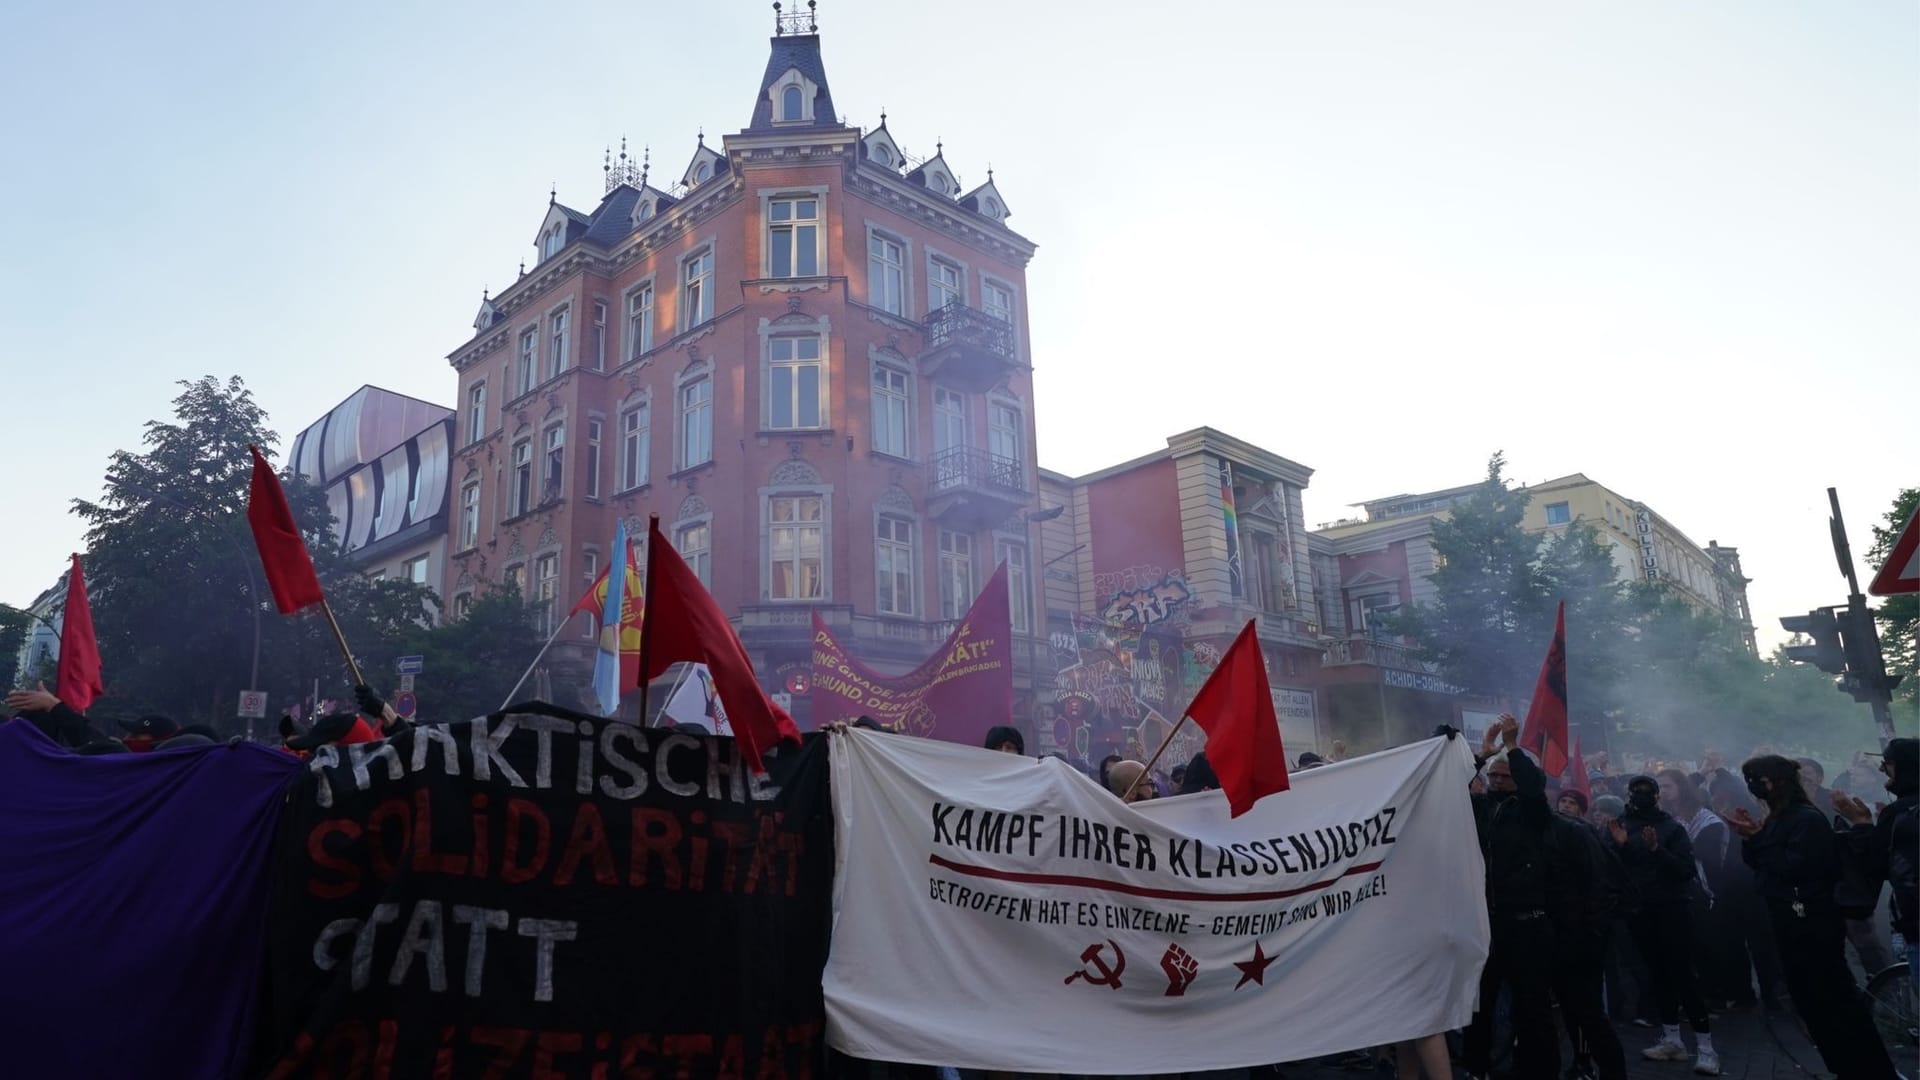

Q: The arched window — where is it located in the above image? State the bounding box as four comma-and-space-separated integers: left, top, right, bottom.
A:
873, 144, 891, 166
696, 161, 711, 182
782, 85, 804, 121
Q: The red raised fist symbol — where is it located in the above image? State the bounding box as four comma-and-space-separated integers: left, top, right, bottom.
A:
1160, 943, 1198, 997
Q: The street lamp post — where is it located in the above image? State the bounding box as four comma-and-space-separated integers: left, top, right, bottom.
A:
100, 475, 264, 717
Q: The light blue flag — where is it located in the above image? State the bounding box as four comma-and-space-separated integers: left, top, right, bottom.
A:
592, 520, 629, 716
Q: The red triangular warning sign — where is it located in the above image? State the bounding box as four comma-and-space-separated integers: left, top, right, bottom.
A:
1869, 507, 1919, 597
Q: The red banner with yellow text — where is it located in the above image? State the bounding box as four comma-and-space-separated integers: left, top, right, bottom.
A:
809, 563, 1014, 746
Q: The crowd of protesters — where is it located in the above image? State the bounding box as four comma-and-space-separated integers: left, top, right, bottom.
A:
6, 679, 1914, 1080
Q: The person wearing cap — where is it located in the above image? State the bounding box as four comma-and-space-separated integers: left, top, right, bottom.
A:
118, 714, 183, 753
1834, 737, 1919, 979
282, 710, 381, 757
1557, 787, 1590, 819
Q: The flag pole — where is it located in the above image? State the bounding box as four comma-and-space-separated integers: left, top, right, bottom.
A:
498, 615, 573, 710
635, 514, 660, 726
1123, 714, 1190, 801
316, 597, 366, 687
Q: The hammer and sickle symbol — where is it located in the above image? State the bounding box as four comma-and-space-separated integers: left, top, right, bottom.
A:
1062, 939, 1127, 989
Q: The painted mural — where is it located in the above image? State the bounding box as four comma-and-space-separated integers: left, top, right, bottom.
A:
1041, 610, 1218, 774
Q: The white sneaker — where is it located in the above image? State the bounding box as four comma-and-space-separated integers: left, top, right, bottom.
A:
1641, 1037, 1687, 1061
1692, 1048, 1722, 1075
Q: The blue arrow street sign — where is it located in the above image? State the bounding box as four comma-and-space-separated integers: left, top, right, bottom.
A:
396, 655, 425, 675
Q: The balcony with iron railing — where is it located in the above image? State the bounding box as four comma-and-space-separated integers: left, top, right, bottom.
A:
928, 446, 1028, 529
920, 301, 1018, 392
1320, 634, 1430, 673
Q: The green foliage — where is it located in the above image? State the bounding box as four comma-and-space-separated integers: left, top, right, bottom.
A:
388, 589, 547, 724
0, 605, 35, 685
1388, 453, 1553, 703
1397, 453, 1896, 770
70, 376, 436, 731
1868, 488, 1918, 720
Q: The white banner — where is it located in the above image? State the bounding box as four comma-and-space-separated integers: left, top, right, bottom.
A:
824, 732, 1489, 1074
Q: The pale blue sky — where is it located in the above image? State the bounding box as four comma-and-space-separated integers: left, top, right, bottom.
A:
3, 1, 1913, 653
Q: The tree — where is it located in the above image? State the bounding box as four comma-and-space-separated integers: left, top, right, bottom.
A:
71, 376, 435, 731
1867, 487, 1918, 716
391, 589, 547, 723
0, 605, 34, 685
1390, 453, 1553, 704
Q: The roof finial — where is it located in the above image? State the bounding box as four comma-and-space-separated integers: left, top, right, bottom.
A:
619, 135, 628, 163
773, 0, 816, 35
549, 182, 556, 205
936, 137, 943, 156
697, 126, 705, 145
987, 162, 994, 181
482, 286, 489, 301
640, 145, 650, 186
879, 107, 887, 126
518, 259, 526, 277
603, 146, 612, 174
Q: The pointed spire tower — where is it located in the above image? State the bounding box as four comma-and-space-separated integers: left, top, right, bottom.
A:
751, 1, 839, 131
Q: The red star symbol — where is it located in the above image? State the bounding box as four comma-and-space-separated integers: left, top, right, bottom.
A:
1233, 941, 1276, 989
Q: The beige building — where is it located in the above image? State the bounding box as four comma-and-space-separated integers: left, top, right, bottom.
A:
1312, 472, 1757, 654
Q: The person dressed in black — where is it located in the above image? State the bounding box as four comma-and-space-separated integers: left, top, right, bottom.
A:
1547, 798, 1632, 1080
1463, 714, 1562, 1080
1727, 755, 1899, 1080
1612, 774, 1718, 1073
1835, 737, 1918, 979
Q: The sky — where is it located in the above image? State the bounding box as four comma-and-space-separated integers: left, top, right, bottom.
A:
2, 0, 1913, 652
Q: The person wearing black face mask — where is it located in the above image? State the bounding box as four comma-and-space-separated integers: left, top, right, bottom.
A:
1610, 775, 1716, 1073
1727, 755, 1899, 1080
1833, 738, 1918, 983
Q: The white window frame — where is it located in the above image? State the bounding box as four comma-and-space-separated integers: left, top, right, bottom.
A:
503, 563, 525, 596
590, 300, 608, 371
674, 517, 713, 589
619, 397, 651, 491
510, 438, 533, 517
680, 245, 716, 330
765, 334, 827, 431
453, 592, 473, 620
458, 481, 480, 549
767, 67, 819, 125
677, 366, 714, 470
625, 279, 655, 362
867, 229, 907, 316
996, 538, 1030, 634
534, 552, 560, 634
765, 492, 828, 601
762, 189, 827, 279
932, 387, 969, 480
517, 328, 538, 396
541, 424, 564, 504
875, 512, 917, 616
870, 360, 911, 459
938, 529, 975, 620
584, 417, 603, 499
547, 303, 570, 379
466, 380, 487, 446
982, 277, 1015, 326
579, 548, 601, 639
926, 248, 968, 313
403, 554, 431, 586
987, 397, 1023, 469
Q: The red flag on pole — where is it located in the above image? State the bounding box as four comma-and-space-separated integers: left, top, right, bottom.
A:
641, 519, 799, 773
1184, 621, 1290, 816
55, 554, 105, 713
1566, 735, 1591, 801
246, 445, 325, 614
1518, 600, 1570, 777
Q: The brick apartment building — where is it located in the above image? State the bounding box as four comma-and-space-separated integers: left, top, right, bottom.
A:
443, 10, 1045, 721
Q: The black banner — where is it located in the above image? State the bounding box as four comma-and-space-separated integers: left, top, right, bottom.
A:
254, 704, 832, 1079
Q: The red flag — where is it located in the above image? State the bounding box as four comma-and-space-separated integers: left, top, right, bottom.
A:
1184, 621, 1290, 816
642, 519, 799, 773
1518, 601, 1570, 777
1566, 735, 1591, 801
246, 445, 325, 614
55, 554, 105, 712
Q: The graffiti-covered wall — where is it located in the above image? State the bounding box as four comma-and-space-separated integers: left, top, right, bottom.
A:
1038, 609, 1219, 773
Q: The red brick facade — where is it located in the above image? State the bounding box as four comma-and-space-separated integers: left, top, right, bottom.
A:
442, 32, 1043, 722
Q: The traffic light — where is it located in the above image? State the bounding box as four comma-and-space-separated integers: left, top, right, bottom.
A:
1779, 608, 1846, 674
1836, 600, 1903, 705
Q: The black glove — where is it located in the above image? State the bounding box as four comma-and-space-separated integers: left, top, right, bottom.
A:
278, 714, 295, 740
1433, 724, 1461, 741
354, 684, 386, 720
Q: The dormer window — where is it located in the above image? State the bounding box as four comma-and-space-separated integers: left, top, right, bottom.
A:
984, 197, 1002, 217
542, 226, 565, 259
637, 199, 654, 222
767, 67, 819, 125
874, 144, 892, 166
695, 162, 711, 183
